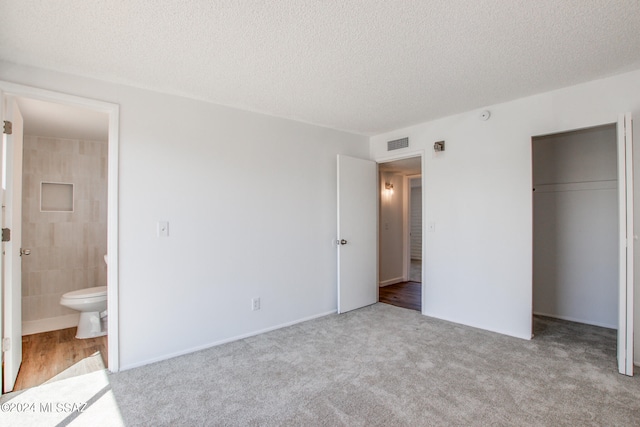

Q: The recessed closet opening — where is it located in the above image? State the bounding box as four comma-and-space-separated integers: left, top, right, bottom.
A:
532, 124, 618, 343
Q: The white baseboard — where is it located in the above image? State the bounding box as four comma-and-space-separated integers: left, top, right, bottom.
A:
22, 314, 80, 335
121, 309, 337, 371
533, 311, 616, 330
379, 276, 405, 287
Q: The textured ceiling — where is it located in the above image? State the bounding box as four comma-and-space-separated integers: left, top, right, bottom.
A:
1, 1, 640, 135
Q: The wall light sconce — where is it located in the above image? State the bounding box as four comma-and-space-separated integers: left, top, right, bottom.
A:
383, 182, 394, 199
434, 141, 445, 152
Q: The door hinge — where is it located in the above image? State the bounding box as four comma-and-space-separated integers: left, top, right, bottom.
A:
2, 337, 9, 352
3, 120, 12, 135
2, 228, 10, 242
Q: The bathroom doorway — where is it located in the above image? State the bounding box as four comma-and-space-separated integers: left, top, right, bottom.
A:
378, 156, 423, 312
0, 83, 119, 393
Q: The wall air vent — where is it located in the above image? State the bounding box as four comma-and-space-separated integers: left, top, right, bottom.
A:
387, 137, 409, 151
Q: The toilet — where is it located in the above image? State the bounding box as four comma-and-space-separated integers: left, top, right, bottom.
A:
60, 286, 107, 338
60, 254, 108, 338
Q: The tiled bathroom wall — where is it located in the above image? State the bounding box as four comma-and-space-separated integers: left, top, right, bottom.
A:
21, 135, 107, 326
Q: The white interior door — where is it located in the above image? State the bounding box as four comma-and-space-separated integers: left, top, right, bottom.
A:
617, 112, 634, 376
337, 155, 377, 313
0, 90, 4, 393
2, 95, 23, 392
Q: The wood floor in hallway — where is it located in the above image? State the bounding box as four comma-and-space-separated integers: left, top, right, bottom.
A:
12, 328, 107, 392
379, 281, 421, 311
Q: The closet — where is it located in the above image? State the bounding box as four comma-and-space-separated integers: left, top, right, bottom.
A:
532, 124, 618, 328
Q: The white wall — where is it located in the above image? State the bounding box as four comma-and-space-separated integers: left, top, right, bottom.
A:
370, 69, 640, 358
379, 171, 404, 285
532, 126, 618, 328
0, 61, 369, 369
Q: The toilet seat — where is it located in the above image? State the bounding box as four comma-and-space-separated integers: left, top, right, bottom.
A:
62, 286, 107, 299
60, 286, 108, 339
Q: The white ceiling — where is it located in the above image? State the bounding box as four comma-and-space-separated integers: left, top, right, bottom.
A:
1, 1, 639, 135
15, 97, 109, 141
378, 157, 421, 176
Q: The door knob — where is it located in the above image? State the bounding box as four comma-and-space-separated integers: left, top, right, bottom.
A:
340, 239, 348, 245
20, 248, 31, 256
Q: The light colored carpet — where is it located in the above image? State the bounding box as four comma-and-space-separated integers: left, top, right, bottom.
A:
107, 303, 640, 426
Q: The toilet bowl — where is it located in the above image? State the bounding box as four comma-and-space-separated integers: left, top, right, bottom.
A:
60, 286, 107, 339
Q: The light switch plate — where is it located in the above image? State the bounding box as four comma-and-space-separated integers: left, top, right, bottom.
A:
157, 221, 169, 237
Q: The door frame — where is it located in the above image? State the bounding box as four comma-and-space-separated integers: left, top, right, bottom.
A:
404, 174, 422, 283
617, 112, 634, 375
376, 150, 425, 313
0, 80, 120, 377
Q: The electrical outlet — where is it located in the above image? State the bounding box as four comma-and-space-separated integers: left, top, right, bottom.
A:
251, 297, 261, 311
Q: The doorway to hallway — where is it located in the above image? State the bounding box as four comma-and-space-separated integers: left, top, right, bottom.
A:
378, 156, 422, 312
